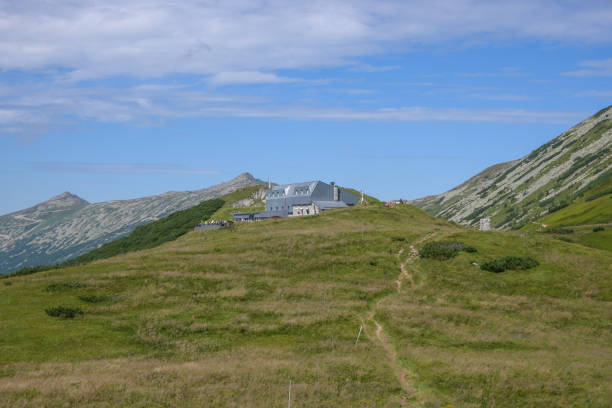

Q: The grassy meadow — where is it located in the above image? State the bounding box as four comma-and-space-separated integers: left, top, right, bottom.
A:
0, 204, 610, 407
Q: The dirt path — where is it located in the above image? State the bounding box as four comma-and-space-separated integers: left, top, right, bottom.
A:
396, 245, 418, 293
564, 222, 612, 229
366, 233, 436, 406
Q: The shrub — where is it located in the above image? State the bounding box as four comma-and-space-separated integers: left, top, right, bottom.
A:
45, 281, 86, 292
45, 306, 83, 318
3, 281, 12, 286
544, 227, 574, 234
79, 294, 108, 303
593, 226, 605, 232
391, 236, 405, 242
420, 241, 476, 260
0, 264, 57, 279
420, 241, 461, 260
481, 256, 539, 273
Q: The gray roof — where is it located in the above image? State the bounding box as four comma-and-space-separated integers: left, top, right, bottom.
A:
313, 200, 348, 210
269, 181, 319, 196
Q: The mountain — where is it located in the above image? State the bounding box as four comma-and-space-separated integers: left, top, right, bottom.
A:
1, 204, 610, 406
0, 173, 264, 273
412, 106, 612, 229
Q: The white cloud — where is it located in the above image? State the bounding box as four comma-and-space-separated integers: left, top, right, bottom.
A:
209, 71, 298, 86
577, 89, 612, 97
0, 1, 607, 135
563, 58, 612, 77
223, 106, 585, 124
0, 79, 588, 139
350, 64, 401, 72
0, 1, 610, 80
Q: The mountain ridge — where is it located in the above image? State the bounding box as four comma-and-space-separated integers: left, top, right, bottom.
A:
0, 172, 265, 273
412, 106, 612, 229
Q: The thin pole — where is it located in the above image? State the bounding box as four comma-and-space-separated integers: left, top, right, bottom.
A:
355, 325, 363, 346
288, 379, 292, 408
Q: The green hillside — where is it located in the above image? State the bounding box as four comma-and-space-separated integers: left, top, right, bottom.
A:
1, 204, 610, 407
526, 176, 612, 229
533, 194, 611, 228
209, 185, 266, 221
63, 198, 225, 266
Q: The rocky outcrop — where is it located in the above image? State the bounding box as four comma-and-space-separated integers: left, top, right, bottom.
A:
0, 173, 264, 273
232, 198, 255, 208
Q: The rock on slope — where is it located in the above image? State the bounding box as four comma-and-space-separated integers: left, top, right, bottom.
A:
0, 173, 264, 273
412, 106, 612, 229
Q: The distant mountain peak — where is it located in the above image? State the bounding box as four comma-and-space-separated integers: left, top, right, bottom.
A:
45, 192, 89, 207
228, 172, 266, 185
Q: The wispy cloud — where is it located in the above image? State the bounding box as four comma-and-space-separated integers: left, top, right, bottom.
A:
202, 106, 586, 124
35, 162, 220, 175
563, 58, 612, 77
350, 64, 401, 72
575, 89, 612, 98
209, 71, 299, 86
468, 93, 533, 101
0, 80, 586, 138
457, 67, 525, 78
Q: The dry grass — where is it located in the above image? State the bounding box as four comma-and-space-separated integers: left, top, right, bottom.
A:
0, 205, 610, 407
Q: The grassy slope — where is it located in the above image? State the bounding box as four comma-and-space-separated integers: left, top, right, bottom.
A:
536, 194, 611, 227
0, 205, 610, 407
520, 178, 612, 253
209, 185, 266, 221
523, 175, 612, 229
340, 187, 382, 204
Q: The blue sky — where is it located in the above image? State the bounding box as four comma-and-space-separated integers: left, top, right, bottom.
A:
1, 0, 611, 215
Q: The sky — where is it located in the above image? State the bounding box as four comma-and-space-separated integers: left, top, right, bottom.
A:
1, 0, 611, 215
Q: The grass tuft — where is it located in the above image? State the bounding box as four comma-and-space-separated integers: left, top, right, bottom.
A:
44, 306, 84, 318
45, 281, 86, 292
78, 294, 109, 303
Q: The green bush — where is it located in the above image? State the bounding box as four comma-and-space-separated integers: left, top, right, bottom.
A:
593, 226, 605, 232
79, 294, 108, 303
391, 236, 406, 242
421, 241, 460, 260
3, 281, 12, 286
45, 281, 86, 292
45, 306, 83, 318
0, 265, 57, 280
420, 241, 477, 260
481, 256, 539, 273
544, 227, 574, 234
